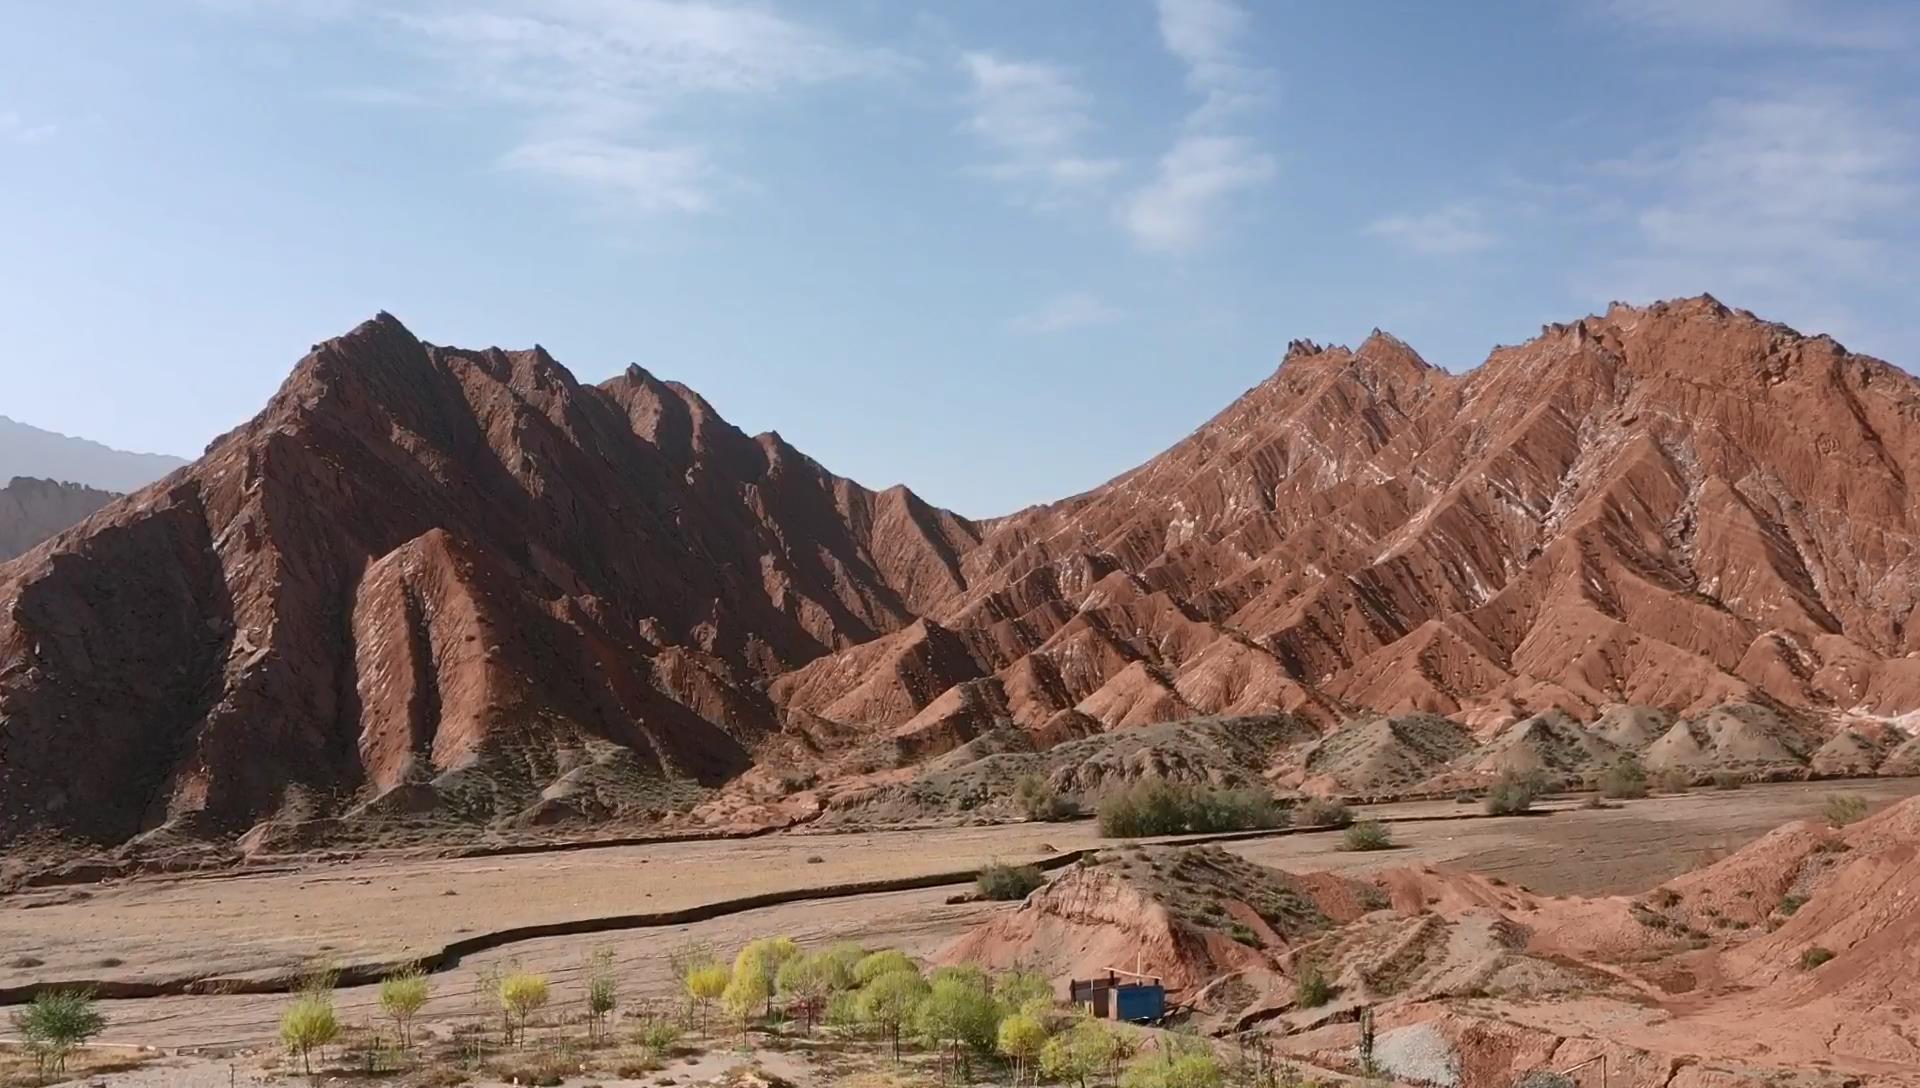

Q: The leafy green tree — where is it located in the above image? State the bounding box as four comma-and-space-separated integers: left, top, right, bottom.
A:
992, 969, 1054, 1015
280, 994, 339, 1075
915, 975, 1001, 1082
853, 948, 919, 986
498, 969, 551, 1048
997, 1010, 1049, 1085
734, 936, 799, 1020
722, 970, 768, 1042
776, 953, 834, 1034
378, 968, 429, 1050
686, 963, 730, 1032
857, 969, 929, 1060
1041, 1017, 1131, 1088
11, 989, 106, 1079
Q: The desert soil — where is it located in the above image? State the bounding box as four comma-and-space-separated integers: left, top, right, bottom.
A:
4, 778, 1910, 1061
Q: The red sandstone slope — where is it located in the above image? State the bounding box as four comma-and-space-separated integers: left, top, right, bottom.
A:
791, 296, 1920, 751
0, 315, 976, 846
6, 297, 1920, 849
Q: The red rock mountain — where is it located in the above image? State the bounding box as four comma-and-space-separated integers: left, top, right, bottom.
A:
4, 297, 1918, 847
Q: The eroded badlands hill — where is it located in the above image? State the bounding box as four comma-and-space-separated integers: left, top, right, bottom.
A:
5, 297, 1919, 848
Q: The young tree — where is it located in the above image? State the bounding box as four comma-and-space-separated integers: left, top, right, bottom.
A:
497, 969, 551, 1049
667, 938, 719, 1025
686, 963, 730, 1032
10, 989, 107, 1079
733, 937, 799, 1020
377, 968, 429, 1051
997, 1010, 1049, 1085
280, 994, 340, 1075
584, 948, 619, 1044
1042, 1017, 1132, 1088
915, 975, 1001, 1082
776, 953, 834, 1035
992, 969, 1054, 1016
857, 969, 929, 1060
854, 948, 919, 986
721, 971, 767, 1044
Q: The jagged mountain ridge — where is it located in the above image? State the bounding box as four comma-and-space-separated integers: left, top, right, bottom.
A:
0, 414, 187, 492
4, 296, 1918, 848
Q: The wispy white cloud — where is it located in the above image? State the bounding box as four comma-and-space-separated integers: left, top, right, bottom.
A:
1154, 0, 1273, 124
1009, 291, 1123, 335
1364, 204, 1495, 255
1120, 135, 1274, 253
1582, 89, 1912, 341
220, 0, 902, 215
1119, 0, 1276, 252
1598, 0, 1914, 51
0, 111, 57, 144
960, 52, 1121, 203
500, 139, 723, 214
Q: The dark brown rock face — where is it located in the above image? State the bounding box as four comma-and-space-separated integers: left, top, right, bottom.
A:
0, 477, 118, 561
6, 297, 1920, 847
0, 315, 978, 845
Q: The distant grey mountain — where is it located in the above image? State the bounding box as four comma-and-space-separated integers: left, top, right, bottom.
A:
0, 415, 188, 492
0, 476, 119, 561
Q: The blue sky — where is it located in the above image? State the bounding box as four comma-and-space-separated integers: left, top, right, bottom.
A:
2, 1, 1915, 516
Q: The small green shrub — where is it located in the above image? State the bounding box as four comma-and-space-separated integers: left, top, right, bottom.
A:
1483, 770, 1543, 816
1800, 946, 1835, 970
1778, 894, 1807, 917
1712, 770, 1743, 790
1013, 773, 1078, 822
1294, 797, 1353, 828
1824, 794, 1870, 827
1095, 779, 1285, 837
1228, 922, 1260, 948
1293, 967, 1332, 1008
1342, 820, 1393, 851
1598, 756, 1649, 799
976, 861, 1046, 900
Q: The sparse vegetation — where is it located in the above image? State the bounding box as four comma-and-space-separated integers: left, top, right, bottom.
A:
583, 948, 618, 1044
1713, 770, 1744, 790
1096, 779, 1286, 837
976, 860, 1047, 900
1800, 946, 1835, 970
1778, 894, 1807, 917
1342, 819, 1393, 851
1294, 966, 1333, 1008
1656, 768, 1693, 794
1294, 797, 1353, 828
1228, 922, 1261, 947
9, 989, 106, 1080
1598, 755, 1649, 799
1824, 794, 1870, 827
1483, 769, 1545, 816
